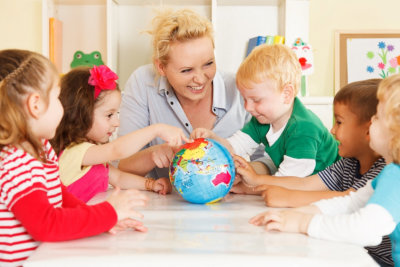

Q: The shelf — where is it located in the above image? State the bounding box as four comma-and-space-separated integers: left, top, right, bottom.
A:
115, 0, 210, 5
42, 0, 310, 88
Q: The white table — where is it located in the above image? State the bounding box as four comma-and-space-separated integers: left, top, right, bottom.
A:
25, 191, 377, 266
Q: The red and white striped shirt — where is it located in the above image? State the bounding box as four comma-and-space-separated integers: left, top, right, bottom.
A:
0, 140, 117, 266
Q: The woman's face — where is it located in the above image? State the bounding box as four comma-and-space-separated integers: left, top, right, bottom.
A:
156, 36, 216, 103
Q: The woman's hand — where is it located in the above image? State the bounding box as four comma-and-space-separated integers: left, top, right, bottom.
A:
150, 143, 180, 168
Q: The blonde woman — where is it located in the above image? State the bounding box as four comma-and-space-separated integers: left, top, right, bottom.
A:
118, 9, 268, 178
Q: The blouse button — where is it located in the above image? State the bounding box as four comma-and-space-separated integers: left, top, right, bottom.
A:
170, 101, 174, 105
185, 123, 189, 127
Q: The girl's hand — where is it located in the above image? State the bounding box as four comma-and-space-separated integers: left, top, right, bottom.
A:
106, 187, 148, 221
152, 177, 172, 195
109, 218, 148, 234
233, 155, 261, 186
190, 128, 216, 140
249, 209, 313, 234
157, 124, 192, 146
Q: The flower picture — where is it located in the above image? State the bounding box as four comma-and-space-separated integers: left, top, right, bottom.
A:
346, 37, 400, 84
365, 41, 400, 79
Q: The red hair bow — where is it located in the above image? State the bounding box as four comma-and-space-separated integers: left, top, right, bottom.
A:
88, 65, 119, 99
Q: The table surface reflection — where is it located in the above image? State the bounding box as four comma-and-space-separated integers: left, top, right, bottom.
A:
25, 191, 377, 266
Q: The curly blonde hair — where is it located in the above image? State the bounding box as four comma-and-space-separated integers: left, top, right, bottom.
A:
377, 74, 400, 163
147, 8, 214, 68
236, 44, 301, 95
0, 49, 57, 159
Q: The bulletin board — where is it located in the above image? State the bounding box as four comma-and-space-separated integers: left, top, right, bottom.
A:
334, 30, 400, 92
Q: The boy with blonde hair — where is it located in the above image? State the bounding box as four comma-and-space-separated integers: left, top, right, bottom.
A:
192, 44, 339, 178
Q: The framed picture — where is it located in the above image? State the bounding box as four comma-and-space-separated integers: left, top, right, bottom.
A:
334, 30, 400, 92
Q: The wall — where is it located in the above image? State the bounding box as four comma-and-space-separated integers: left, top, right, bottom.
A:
2, 0, 400, 98
0, 0, 42, 52
308, 0, 400, 96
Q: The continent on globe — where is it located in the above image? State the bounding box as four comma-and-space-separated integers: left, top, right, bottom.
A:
169, 138, 235, 204
211, 170, 231, 187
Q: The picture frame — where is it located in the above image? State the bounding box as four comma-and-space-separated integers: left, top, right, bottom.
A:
334, 30, 400, 92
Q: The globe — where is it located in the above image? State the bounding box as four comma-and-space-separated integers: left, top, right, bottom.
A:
169, 138, 235, 204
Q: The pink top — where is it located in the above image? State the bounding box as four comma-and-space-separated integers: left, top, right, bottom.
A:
66, 163, 109, 203
58, 142, 110, 203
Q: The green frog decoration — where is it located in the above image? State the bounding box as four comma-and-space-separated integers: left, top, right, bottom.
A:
70, 50, 104, 68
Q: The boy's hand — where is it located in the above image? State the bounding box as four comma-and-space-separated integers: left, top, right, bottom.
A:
233, 155, 261, 186
109, 218, 148, 234
255, 185, 293, 207
157, 124, 192, 146
249, 209, 313, 234
230, 182, 260, 195
106, 187, 148, 221
151, 144, 181, 168
190, 128, 216, 140
152, 177, 172, 195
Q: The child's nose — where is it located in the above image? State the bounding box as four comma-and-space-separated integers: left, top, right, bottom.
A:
113, 116, 120, 127
244, 101, 253, 112
330, 125, 336, 135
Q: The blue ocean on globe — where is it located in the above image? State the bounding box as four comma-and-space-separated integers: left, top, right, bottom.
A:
169, 138, 235, 204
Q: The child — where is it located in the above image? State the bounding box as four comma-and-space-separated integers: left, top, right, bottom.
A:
0, 49, 148, 266
234, 79, 385, 207
192, 44, 339, 178
51, 66, 190, 202
250, 74, 400, 266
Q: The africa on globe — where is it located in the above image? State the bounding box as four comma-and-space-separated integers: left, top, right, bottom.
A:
169, 138, 235, 204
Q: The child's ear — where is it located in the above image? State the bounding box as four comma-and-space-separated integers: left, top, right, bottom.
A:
26, 92, 44, 119
154, 59, 166, 76
282, 84, 294, 104
364, 120, 372, 141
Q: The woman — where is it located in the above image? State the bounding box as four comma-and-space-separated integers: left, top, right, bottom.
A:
118, 9, 266, 179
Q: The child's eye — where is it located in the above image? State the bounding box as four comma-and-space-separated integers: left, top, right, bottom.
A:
107, 113, 114, 119
181, 68, 191, 73
205, 61, 214, 66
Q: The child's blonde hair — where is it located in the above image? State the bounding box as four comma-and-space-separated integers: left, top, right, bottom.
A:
377, 74, 400, 163
236, 44, 301, 95
0, 49, 58, 158
147, 8, 214, 68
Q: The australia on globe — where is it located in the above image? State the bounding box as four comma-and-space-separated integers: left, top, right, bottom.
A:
169, 138, 235, 204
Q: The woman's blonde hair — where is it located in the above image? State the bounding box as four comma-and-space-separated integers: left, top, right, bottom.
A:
147, 8, 214, 68
0, 49, 57, 159
236, 44, 301, 95
377, 74, 400, 163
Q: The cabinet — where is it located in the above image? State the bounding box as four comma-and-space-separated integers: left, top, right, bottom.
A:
42, 0, 309, 86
